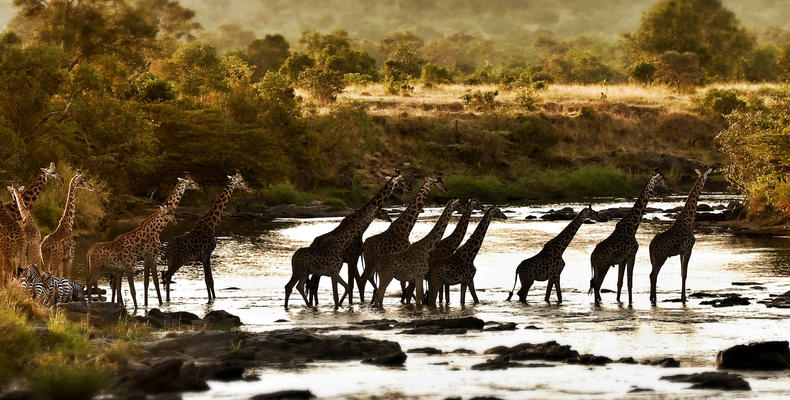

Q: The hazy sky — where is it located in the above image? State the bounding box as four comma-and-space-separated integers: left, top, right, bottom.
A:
1, 0, 788, 42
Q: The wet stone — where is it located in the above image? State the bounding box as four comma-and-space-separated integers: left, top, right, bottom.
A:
398, 316, 485, 330
362, 351, 407, 366
250, 390, 316, 400
575, 354, 612, 365
716, 341, 790, 370
203, 310, 243, 328
760, 291, 790, 308
484, 322, 517, 331
523, 325, 542, 330
641, 357, 680, 368
407, 347, 443, 355
451, 348, 476, 354
617, 357, 637, 364
661, 372, 750, 391
628, 387, 654, 393
400, 326, 467, 335
700, 294, 750, 307
486, 341, 580, 362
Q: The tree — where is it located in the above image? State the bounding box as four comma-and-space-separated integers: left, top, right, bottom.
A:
657, 51, 702, 90
165, 41, 226, 98
741, 45, 779, 82
627, 0, 754, 80
245, 34, 290, 81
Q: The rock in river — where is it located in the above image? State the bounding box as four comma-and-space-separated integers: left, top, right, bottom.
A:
716, 341, 790, 370
661, 371, 750, 391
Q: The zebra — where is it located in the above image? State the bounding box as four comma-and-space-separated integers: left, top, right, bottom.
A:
47, 276, 86, 304
20, 264, 47, 300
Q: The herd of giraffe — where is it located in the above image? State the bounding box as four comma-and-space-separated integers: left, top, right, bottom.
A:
0, 162, 250, 310
286, 167, 713, 309
1, 161, 712, 311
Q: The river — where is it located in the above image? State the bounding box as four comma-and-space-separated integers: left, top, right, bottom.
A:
85, 194, 790, 399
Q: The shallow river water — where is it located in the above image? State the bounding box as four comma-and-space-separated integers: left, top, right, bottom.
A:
97, 195, 790, 399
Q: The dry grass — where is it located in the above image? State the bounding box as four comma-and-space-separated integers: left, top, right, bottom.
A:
326, 82, 787, 116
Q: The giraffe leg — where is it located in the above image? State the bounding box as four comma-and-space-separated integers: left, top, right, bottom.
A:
308, 275, 320, 306
347, 259, 359, 305
555, 277, 563, 304
425, 275, 440, 307
126, 271, 138, 310
373, 273, 393, 307
545, 279, 553, 303
444, 283, 450, 305
519, 274, 533, 303
680, 250, 691, 303
143, 261, 150, 308
616, 263, 626, 303
460, 283, 467, 306
331, 273, 350, 308
149, 257, 163, 306
284, 275, 300, 308
649, 252, 667, 305
627, 255, 636, 305
415, 278, 424, 307
202, 256, 214, 302
468, 280, 480, 304
592, 263, 608, 305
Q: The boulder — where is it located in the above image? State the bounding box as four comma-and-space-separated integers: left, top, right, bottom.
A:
540, 207, 577, 221
250, 390, 315, 400
407, 347, 443, 355
700, 294, 750, 307
760, 291, 790, 308
574, 354, 612, 365
661, 372, 750, 391
398, 317, 485, 330
716, 341, 790, 370
204, 310, 243, 328
400, 327, 467, 335
117, 358, 209, 393
485, 341, 579, 362
61, 301, 127, 325
362, 351, 407, 366
641, 357, 680, 368
484, 322, 517, 331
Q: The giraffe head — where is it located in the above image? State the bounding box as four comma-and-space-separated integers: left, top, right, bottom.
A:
487, 206, 508, 220
374, 208, 392, 222
228, 171, 251, 192
41, 162, 61, 183
648, 168, 668, 193
7, 184, 30, 220
388, 170, 406, 191
579, 204, 605, 222
177, 174, 201, 193
695, 165, 714, 179
462, 198, 478, 213
427, 170, 446, 192
159, 205, 178, 226
73, 170, 95, 192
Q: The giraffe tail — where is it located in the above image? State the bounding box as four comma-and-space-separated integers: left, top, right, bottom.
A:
506, 267, 518, 301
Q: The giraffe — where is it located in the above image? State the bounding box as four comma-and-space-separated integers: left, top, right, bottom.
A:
306, 207, 392, 306
162, 172, 251, 302
402, 198, 477, 304
40, 170, 95, 278
359, 171, 446, 303
507, 205, 603, 304
372, 199, 459, 307
86, 205, 177, 310
107, 175, 200, 306
649, 166, 712, 305
284, 172, 405, 308
8, 184, 43, 268
589, 170, 667, 306
0, 197, 22, 285
425, 206, 507, 306
2, 162, 60, 221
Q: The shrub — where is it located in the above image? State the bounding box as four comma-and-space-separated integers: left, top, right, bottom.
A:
657, 51, 703, 90
135, 73, 176, 102
701, 89, 746, 117
514, 88, 542, 110
630, 61, 657, 84
462, 90, 498, 111
420, 63, 453, 84
298, 66, 345, 103
27, 355, 108, 400
509, 115, 557, 155
445, 175, 508, 203
343, 72, 373, 86
261, 182, 310, 205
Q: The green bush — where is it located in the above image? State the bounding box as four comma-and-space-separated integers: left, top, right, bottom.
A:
701, 89, 747, 117
630, 61, 657, 84
421, 63, 453, 84
462, 90, 498, 111
509, 115, 557, 155
514, 88, 542, 110
261, 182, 310, 205
445, 175, 508, 203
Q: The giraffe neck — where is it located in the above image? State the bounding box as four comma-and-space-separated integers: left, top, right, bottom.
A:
194, 181, 235, 233
546, 211, 587, 252
674, 173, 708, 232
344, 179, 398, 239
442, 205, 473, 248
618, 179, 654, 234
21, 171, 49, 208
54, 176, 79, 235
12, 190, 32, 223
141, 181, 188, 224
130, 208, 172, 239
388, 178, 432, 239
413, 201, 455, 251
456, 210, 494, 260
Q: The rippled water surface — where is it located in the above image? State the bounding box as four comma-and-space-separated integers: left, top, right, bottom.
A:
92, 195, 790, 399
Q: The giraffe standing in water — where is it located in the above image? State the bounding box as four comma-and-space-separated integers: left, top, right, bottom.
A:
649, 166, 712, 305
372, 199, 458, 307
507, 205, 603, 303
402, 198, 476, 304
589, 170, 666, 305
284, 172, 405, 308
163, 172, 251, 302
86, 205, 177, 310
41, 170, 95, 278
425, 206, 507, 306
359, 172, 446, 303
